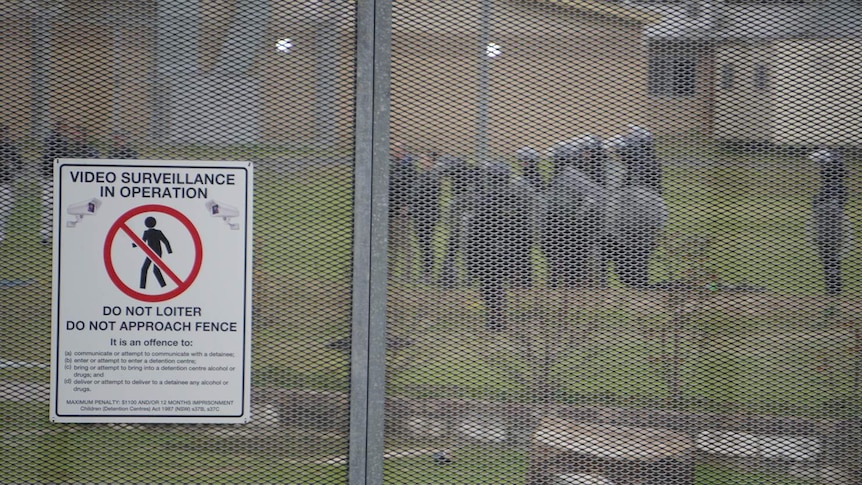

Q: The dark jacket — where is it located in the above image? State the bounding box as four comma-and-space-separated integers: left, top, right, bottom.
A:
389, 155, 415, 214
466, 166, 529, 274
812, 152, 848, 247
521, 163, 544, 192
552, 150, 606, 188
411, 167, 442, 222
0, 137, 23, 184
813, 154, 847, 207
41, 130, 69, 178
619, 140, 662, 194
445, 158, 479, 199
108, 145, 138, 160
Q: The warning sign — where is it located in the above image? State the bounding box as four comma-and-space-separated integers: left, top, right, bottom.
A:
50, 159, 253, 424
104, 204, 203, 302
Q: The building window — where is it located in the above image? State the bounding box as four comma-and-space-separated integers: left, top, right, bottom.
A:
720, 64, 735, 89
753, 64, 769, 89
649, 56, 697, 97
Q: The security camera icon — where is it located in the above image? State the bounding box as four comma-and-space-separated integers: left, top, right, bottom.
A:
204, 199, 240, 230
66, 198, 102, 228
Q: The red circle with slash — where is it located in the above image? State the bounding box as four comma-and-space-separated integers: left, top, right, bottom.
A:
104, 204, 203, 302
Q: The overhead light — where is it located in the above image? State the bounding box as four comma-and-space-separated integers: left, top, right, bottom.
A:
276, 38, 294, 54
486, 43, 502, 58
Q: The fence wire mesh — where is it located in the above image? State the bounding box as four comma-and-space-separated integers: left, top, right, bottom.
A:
0, 0, 860, 484
384, 1, 860, 484
2, 0, 355, 483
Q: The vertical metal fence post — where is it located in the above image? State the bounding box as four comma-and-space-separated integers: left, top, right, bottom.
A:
153, 0, 200, 143
477, 0, 493, 161
350, 0, 392, 484
29, 1, 55, 143
315, 14, 339, 147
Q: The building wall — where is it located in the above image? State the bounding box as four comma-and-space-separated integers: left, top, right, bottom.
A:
390, 0, 653, 156
256, 0, 356, 146
390, 31, 481, 154
646, 44, 714, 138
0, 18, 33, 138
57, 1, 156, 140
0, 4, 156, 144
770, 38, 862, 146
713, 41, 774, 142
714, 38, 862, 146
0, 0, 652, 152
488, 31, 650, 154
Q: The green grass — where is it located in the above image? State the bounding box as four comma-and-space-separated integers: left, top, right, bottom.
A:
1, 422, 823, 485
383, 446, 527, 484
695, 464, 819, 485
382, 290, 861, 418
0, 410, 828, 485
2, 137, 861, 482
3, 141, 862, 405
660, 160, 862, 294
1, 423, 349, 483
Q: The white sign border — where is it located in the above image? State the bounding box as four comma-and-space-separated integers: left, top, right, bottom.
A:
50, 158, 254, 424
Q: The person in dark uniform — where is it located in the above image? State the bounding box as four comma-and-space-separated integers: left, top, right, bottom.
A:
40, 120, 71, 244
576, 135, 608, 188
605, 131, 668, 289
466, 162, 525, 330
543, 140, 606, 288
439, 154, 480, 288
810, 148, 848, 296
580, 136, 611, 287
544, 141, 570, 287
41, 120, 70, 178
547, 139, 576, 179
108, 131, 138, 159
0, 125, 23, 245
618, 124, 662, 194
510, 147, 544, 287
389, 142, 416, 280
514, 148, 546, 228
411, 153, 443, 282
515, 146, 544, 192
135, 216, 173, 289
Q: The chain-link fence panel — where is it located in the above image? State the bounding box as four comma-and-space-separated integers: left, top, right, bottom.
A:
3, 1, 862, 484
385, 1, 860, 484
1, 0, 356, 482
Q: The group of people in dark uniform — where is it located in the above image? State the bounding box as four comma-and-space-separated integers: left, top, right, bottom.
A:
0, 120, 853, 312
388, 126, 853, 330
0, 120, 138, 244
388, 126, 670, 329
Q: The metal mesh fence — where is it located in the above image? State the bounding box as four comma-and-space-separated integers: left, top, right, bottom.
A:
2, 0, 355, 482
384, 1, 860, 484
0, 0, 860, 484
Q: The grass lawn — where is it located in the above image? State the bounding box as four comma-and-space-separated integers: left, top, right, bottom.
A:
0, 422, 825, 485
2, 142, 860, 402
2, 138, 860, 482
0, 413, 826, 485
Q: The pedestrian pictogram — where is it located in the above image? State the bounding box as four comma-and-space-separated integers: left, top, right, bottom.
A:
136, 216, 173, 289
103, 204, 203, 302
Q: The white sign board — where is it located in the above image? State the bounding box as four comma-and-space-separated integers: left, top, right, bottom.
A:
50, 159, 253, 423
